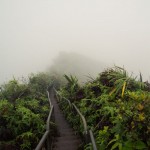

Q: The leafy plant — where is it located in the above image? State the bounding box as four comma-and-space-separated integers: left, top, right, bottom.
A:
59, 67, 150, 150
0, 72, 54, 149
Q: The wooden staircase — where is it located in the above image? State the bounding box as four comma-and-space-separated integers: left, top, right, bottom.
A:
50, 90, 82, 150
35, 88, 97, 150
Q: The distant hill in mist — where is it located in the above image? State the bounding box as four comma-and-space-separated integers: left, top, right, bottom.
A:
49, 52, 106, 83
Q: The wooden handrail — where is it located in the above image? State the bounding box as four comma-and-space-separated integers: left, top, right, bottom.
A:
35, 89, 54, 150
47, 91, 52, 107
35, 131, 49, 150
72, 103, 88, 134
89, 130, 98, 150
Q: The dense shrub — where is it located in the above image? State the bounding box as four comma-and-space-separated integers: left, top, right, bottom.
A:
59, 67, 150, 150
0, 73, 52, 149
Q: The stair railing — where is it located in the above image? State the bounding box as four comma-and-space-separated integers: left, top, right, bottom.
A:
54, 88, 97, 150
35, 90, 54, 150
72, 103, 88, 135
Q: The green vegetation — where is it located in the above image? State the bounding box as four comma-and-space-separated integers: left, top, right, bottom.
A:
1, 66, 150, 150
59, 67, 150, 150
0, 73, 53, 150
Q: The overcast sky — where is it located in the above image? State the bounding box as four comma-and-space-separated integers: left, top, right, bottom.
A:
0, 0, 150, 83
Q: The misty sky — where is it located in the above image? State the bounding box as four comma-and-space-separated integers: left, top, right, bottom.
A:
0, 0, 150, 83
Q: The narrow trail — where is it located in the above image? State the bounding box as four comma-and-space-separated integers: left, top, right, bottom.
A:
50, 90, 82, 150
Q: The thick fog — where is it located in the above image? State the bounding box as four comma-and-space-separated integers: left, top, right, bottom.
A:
0, 0, 150, 84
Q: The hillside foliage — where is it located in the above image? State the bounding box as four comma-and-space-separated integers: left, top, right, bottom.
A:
59, 67, 150, 150
0, 73, 53, 150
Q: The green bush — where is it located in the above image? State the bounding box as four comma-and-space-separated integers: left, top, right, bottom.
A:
59, 67, 150, 150
0, 72, 52, 149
